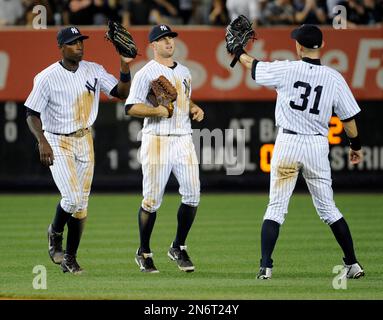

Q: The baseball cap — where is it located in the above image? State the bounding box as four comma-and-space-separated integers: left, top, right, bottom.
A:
148, 24, 178, 43
57, 26, 89, 46
291, 24, 323, 49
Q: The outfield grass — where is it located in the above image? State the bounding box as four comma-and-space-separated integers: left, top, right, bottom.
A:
0, 193, 382, 300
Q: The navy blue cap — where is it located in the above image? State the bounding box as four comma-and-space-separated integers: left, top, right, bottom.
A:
149, 25, 178, 43
291, 24, 323, 49
57, 26, 89, 46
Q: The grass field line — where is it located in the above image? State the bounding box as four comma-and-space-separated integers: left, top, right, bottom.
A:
0, 193, 382, 299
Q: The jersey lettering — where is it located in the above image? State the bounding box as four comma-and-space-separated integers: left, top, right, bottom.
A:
289, 81, 323, 115
25, 61, 118, 134
254, 60, 360, 135
289, 81, 311, 111
85, 78, 98, 94
125, 60, 192, 135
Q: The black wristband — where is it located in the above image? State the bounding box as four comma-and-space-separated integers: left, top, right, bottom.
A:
234, 46, 246, 60
349, 135, 361, 151
120, 71, 131, 83
125, 104, 133, 115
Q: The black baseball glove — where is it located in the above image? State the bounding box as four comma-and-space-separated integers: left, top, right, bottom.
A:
105, 20, 138, 58
225, 15, 256, 67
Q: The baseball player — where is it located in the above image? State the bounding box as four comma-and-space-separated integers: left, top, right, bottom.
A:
125, 24, 204, 273
229, 24, 364, 279
25, 26, 134, 274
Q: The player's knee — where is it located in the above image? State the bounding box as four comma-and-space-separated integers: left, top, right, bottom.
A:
142, 198, 161, 213
316, 207, 343, 225
181, 192, 200, 207
264, 208, 286, 225
72, 208, 88, 219
264, 202, 288, 223
264, 215, 285, 225
60, 197, 81, 214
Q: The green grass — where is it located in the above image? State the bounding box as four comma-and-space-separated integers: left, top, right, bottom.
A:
0, 193, 382, 300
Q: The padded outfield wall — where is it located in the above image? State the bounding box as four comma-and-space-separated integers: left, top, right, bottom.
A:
0, 27, 382, 191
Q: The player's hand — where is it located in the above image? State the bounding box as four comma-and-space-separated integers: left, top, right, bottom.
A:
349, 148, 363, 165
120, 55, 134, 65
190, 106, 204, 122
38, 139, 54, 167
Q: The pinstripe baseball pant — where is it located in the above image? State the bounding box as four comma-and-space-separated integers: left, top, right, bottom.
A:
44, 131, 94, 218
140, 133, 200, 213
264, 128, 343, 225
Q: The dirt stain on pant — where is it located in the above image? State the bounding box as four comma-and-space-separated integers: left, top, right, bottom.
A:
276, 162, 299, 188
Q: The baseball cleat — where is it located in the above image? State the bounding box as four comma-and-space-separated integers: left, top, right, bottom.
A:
47, 224, 64, 264
344, 260, 365, 279
256, 267, 272, 279
168, 244, 195, 272
135, 249, 159, 273
61, 254, 83, 274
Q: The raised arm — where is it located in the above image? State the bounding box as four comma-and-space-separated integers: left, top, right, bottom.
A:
225, 15, 256, 68
105, 21, 138, 99
115, 56, 133, 99
238, 52, 256, 70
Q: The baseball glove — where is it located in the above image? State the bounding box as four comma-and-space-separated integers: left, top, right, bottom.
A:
105, 20, 138, 58
147, 76, 178, 118
225, 15, 256, 67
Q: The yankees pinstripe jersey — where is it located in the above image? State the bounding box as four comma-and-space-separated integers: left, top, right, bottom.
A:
252, 58, 361, 136
25, 60, 118, 134
126, 60, 192, 135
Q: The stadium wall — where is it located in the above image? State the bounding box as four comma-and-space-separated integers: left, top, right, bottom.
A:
0, 27, 382, 191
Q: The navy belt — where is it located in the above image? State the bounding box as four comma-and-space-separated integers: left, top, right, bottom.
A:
50, 128, 90, 138
282, 129, 297, 135
282, 128, 322, 136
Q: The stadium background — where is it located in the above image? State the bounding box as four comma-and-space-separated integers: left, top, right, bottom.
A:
0, 0, 382, 302
0, 27, 382, 191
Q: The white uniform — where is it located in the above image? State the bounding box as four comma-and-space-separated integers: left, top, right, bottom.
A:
25, 60, 118, 217
126, 60, 200, 212
252, 58, 360, 225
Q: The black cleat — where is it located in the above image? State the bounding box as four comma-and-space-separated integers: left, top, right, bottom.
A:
61, 254, 83, 274
168, 244, 195, 272
135, 249, 159, 273
256, 267, 272, 279
47, 224, 64, 264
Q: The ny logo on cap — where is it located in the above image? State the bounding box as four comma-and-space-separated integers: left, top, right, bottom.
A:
71, 27, 79, 34
160, 25, 168, 31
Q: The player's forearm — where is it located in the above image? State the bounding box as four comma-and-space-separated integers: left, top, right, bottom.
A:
116, 60, 132, 99
342, 118, 362, 151
342, 119, 358, 138
116, 81, 131, 99
126, 103, 166, 118
26, 115, 47, 143
239, 53, 255, 70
